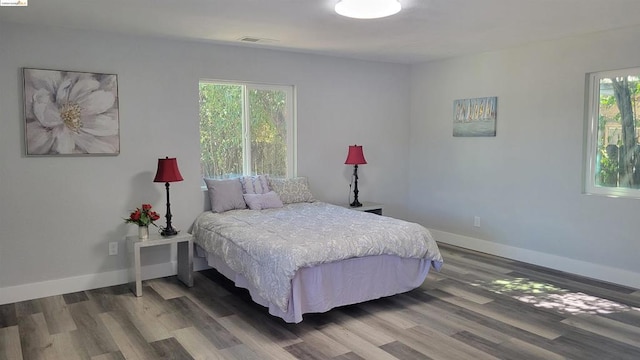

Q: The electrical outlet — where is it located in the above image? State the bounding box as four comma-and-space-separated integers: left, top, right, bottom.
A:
474, 216, 481, 227
109, 242, 118, 255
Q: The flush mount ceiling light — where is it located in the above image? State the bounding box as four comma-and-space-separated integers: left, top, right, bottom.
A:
335, 0, 401, 19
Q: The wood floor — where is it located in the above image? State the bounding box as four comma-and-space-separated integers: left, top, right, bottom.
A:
2, 243, 640, 360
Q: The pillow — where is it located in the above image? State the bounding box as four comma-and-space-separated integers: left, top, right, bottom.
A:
204, 178, 247, 213
243, 191, 284, 210
268, 177, 315, 204
239, 175, 270, 194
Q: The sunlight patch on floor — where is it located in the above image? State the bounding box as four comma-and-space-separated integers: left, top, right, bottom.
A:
474, 278, 640, 315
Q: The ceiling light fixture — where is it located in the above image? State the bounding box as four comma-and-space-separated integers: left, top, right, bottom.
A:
335, 0, 401, 19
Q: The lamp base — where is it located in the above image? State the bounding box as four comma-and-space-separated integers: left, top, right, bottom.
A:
349, 164, 363, 208
160, 227, 179, 237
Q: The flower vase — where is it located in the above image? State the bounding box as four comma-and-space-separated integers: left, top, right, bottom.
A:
138, 225, 149, 240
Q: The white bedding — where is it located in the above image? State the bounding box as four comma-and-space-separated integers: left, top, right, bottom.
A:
192, 202, 443, 315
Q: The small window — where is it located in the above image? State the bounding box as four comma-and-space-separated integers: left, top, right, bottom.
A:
199, 81, 295, 179
585, 67, 640, 198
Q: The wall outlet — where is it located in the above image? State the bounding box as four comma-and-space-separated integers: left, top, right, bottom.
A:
474, 216, 481, 227
108, 242, 118, 256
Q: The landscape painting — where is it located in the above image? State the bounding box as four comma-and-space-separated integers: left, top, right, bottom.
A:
453, 96, 497, 137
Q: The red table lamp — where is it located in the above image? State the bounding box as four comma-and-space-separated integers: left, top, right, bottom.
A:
153, 157, 183, 236
345, 145, 367, 207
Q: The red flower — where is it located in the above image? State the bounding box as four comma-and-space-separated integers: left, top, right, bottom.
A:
130, 210, 141, 221
124, 204, 160, 227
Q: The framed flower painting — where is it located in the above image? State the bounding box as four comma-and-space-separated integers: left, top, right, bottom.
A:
23, 68, 120, 156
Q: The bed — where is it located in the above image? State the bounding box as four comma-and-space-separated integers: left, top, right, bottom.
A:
192, 176, 443, 323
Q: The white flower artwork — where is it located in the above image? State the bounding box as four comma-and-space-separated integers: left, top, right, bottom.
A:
23, 68, 119, 155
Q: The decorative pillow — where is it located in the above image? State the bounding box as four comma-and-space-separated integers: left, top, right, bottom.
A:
243, 191, 284, 210
204, 178, 247, 213
239, 175, 270, 194
268, 177, 315, 204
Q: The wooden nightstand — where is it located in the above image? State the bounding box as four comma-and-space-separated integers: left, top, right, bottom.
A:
126, 232, 193, 297
343, 202, 383, 215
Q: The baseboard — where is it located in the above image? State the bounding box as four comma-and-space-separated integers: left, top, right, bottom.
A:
3, 230, 636, 305
430, 229, 640, 290
0, 256, 215, 305
194, 255, 212, 272
0, 261, 178, 305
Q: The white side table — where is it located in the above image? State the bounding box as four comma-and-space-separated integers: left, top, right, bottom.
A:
342, 202, 384, 215
126, 232, 193, 297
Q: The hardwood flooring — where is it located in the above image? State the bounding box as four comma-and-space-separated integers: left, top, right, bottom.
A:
2, 243, 640, 359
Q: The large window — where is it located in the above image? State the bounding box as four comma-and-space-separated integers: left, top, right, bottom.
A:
585, 67, 640, 198
199, 81, 295, 179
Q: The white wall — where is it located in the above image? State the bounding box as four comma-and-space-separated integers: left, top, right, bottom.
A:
409, 26, 640, 288
0, 22, 411, 303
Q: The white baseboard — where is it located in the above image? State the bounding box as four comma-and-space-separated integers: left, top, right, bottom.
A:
0, 257, 215, 305
3, 231, 637, 305
431, 229, 640, 290
0, 261, 177, 305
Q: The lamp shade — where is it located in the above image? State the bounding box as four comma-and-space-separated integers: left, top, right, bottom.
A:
153, 157, 184, 183
345, 145, 367, 165
335, 0, 401, 19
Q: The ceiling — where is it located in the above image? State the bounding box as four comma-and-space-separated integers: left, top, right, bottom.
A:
2, 0, 640, 64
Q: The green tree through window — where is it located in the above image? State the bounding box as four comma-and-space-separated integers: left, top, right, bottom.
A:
586, 67, 640, 198
199, 81, 295, 179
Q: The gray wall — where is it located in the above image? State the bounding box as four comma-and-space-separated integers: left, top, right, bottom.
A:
0, 22, 411, 302
409, 26, 640, 288
3, 20, 640, 303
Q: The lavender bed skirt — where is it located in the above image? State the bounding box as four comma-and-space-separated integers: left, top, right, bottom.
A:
196, 245, 431, 323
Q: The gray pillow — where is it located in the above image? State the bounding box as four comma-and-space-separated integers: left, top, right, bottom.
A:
204, 178, 247, 213
268, 177, 315, 204
243, 191, 284, 210
239, 175, 270, 194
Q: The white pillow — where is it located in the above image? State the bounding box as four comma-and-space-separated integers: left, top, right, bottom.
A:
204, 178, 246, 213
243, 191, 284, 210
268, 177, 315, 204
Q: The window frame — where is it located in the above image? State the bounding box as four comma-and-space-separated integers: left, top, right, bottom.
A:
199, 79, 297, 180
584, 67, 640, 199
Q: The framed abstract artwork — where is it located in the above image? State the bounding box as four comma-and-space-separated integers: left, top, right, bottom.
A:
23, 68, 120, 156
453, 96, 497, 137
